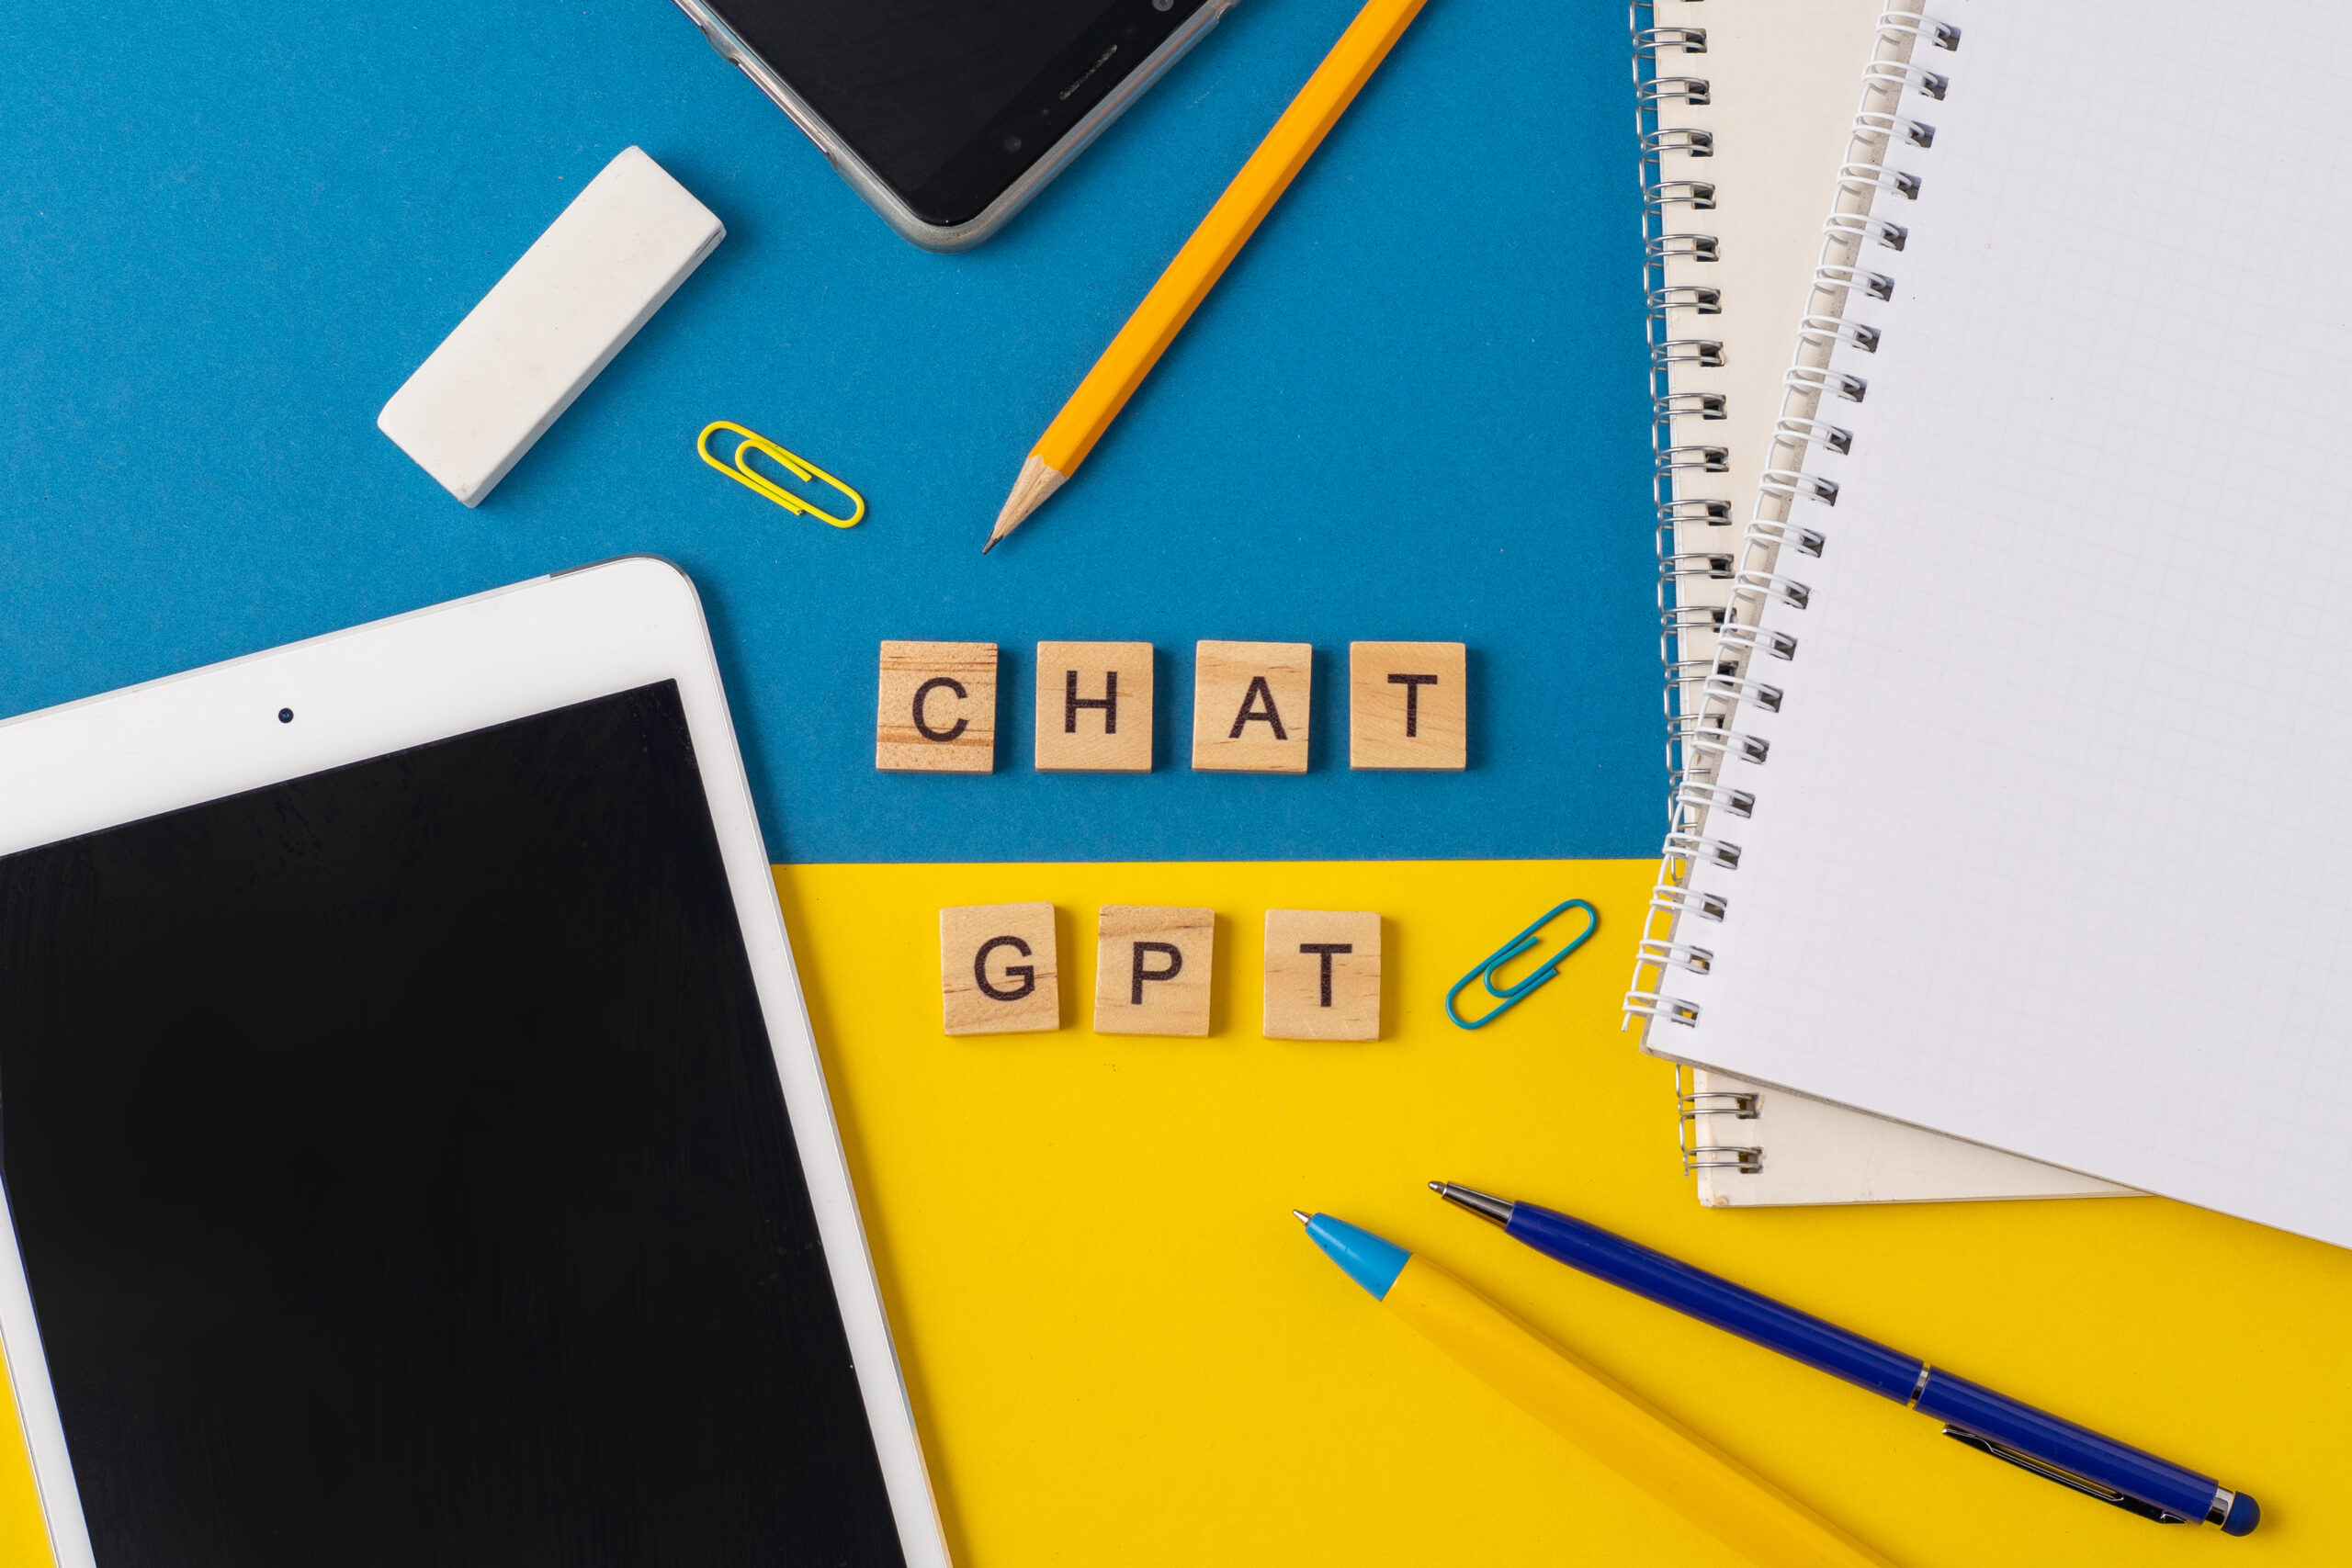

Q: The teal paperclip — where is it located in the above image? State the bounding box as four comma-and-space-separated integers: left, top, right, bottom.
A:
1444, 899, 1600, 1030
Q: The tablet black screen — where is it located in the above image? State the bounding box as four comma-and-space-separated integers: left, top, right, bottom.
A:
0, 682, 906, 1566
707, 0, 1211, 226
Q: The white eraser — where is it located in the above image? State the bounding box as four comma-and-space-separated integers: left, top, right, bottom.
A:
379, 147, 724, 506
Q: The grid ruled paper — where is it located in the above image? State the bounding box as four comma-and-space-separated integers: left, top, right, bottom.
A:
1656, 0, 2352, 1247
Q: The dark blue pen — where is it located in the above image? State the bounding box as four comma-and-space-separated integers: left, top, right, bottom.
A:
1431, 1183, 2260, 1535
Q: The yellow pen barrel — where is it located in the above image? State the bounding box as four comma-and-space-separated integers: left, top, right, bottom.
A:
1385, 1254, 1898, 1568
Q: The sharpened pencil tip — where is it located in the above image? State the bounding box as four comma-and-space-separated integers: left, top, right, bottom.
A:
1290, 1209, 1312, 1225
987, 454, 1068, 551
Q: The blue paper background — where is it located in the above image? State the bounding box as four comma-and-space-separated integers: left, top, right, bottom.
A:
0, 0, 1657, 863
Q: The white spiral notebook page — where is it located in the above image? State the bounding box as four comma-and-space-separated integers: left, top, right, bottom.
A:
1642, 0, 2352, 1247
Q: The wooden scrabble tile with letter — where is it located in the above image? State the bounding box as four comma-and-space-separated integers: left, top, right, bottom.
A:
877, 641, 999, 773
1035, 641, 1155, 772
940, 902, 1060, 1034
1349, 641, 1464, 770
1192, 640, 1311, 773
1262, 908, 1381, 1040
1093, 905, 1214, 1036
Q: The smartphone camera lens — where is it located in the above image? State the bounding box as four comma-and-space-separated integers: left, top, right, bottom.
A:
1153, 0, 1173, 10
277, 708, 294, 724
1003, 134, 1023, 153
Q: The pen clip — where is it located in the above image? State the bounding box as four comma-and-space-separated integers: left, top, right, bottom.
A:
1940, 1427, 2189, 1526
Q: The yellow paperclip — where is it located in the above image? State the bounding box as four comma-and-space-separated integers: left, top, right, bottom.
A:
696, 421, 865, 527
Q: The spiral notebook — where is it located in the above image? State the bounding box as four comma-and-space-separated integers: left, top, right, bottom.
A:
1627, 0, 2352, 1248
1636, 0, 2125, 1205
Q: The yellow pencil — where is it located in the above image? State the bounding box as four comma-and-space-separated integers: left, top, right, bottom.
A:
1297, 1212, 1901, 1568
984, 0, 1433, 551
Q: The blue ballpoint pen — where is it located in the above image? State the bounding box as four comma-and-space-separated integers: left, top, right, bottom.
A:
1431, 1182, 2261, 1536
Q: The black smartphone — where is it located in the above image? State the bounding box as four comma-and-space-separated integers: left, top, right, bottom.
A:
672, 0, 1236, 250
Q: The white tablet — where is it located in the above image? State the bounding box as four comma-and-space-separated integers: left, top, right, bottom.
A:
0, 558, 947, 1567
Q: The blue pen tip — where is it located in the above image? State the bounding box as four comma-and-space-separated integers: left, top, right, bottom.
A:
1300, 1213, 1410, 1301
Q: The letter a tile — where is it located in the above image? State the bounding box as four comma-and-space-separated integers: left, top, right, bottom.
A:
879, 641, 998, 773
1191, 640, 1311, 773
1093, 905, 1214, 1036
941, 902, 1060, 1035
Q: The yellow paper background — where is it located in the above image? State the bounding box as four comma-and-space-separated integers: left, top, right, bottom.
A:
3, 858, 2346, 1565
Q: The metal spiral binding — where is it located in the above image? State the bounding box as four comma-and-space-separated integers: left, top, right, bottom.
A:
1653, 338, 1725, 368
1795, 313, 1880, 355
1640, 937, 1713, 976
1638, 76, 1713, 108
1676, 781, 1753, 818
1655, 389, 1727, 419
1646, 179, 1717, 213
1874, 9, 1962, 51
1658, 496, 1732, 527
1756, 468, 1838, 512
1646, 231, 1720, 264
1677, 1066, 1763, 1174
1665, 828, 1742, 871
1648, 284, 1722, 315
1633, 24, 1707, 53
1824, 209, 1908, 253
1667, 714, 1767, 769
1650, 883, 1727, 922
1660, 549, 1734, 581
1626, 5, 1957, 1111
1815, 263, 1894, 301
1658, 604, 1725, 639
1634, 2, 1722, 808
1641, 127, 1713, 159
1702, 670, 1781, 715
1852, 109, 1936, 151
1785, 363, 1869, 405
1837, 162, 1921, 202
1656, 446, 1730, 476
1741, 517, 1825, 561
1774, 416, 1852, 457
1861, 60, 1948, 101
1715, 619, 1798, 661
1733, 566, 1814, 612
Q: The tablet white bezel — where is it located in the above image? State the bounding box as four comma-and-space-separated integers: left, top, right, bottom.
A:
0, 557, 948, 1568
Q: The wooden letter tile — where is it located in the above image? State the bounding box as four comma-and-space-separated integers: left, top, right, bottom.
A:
877, 641, 997, 773
1263, 909, 1381, 1040
1350, 642, 1465, 770
1191, 640, 1311, 773
1093, 905, 1214, 1036
1035, 641, 1154, 772
941, 902, 1060, 1035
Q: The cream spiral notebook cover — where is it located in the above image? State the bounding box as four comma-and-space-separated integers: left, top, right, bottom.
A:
1635, 0, 2123, 1205
1627, 0, 2352, 1248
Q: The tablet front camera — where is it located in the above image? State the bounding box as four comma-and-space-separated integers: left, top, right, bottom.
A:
277, 707, 293, 724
